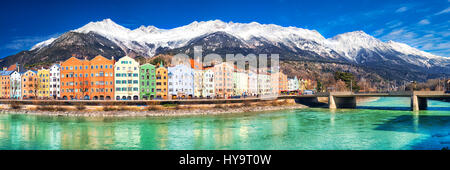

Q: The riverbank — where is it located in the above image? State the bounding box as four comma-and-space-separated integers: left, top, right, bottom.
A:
0, 99, 308, 117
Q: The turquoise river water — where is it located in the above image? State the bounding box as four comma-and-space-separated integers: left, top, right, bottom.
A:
0, 97, 449, 150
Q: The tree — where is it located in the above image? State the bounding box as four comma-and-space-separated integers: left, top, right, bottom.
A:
316, 80, 323, 92
335, 80, 348, 92
334, 71, 360, 92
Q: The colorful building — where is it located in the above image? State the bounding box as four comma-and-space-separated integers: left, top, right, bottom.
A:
21, 70, 38, 99
60, 57, 90, 100
0, 71, 14, 98
10, 71, 21, 99
257, 72, 271, 96
233, 71, 248, 96
139, 63, 156, 100
191, 58, 203, 98
247, 70, 258, 96
155, 62, 168, 99
214, 62, 234, 98
49, 64, 60, 99
60, 56, 115, 100
193, 69, 203, 98
202, 67, 214, 98
168, 64, 194, 99
278, 72, 288, 94
90, 55, 115, 100
288, 76, 299, 92
114, 56, 139, 100
37, 68, 50, 99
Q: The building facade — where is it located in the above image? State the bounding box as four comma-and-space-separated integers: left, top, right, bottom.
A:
90, 55, 115, 100
155, 62, 168, 99
247, 71, 258, 96
279, 72, 288, 94
193, 69, 203, 98
37, 68, 50, 99
168, 64, 194, 99
288, 76, 299, 92
114, 56, 139, 100
49, 64, 60, 99
21, 70, 38, 99
10, 71, 21, 99
60, 56, 115, 100
0, 71, 13, 98
233, 71, 248, 96
214, 62, 234, 98
257, 73, 271, 96
60, 57, 90, 100
139, 63, 156, 100
202, 67, 214, 98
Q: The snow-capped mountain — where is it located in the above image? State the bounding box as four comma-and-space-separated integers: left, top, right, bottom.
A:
3, 18, 448, 82
36, 18, 444, 68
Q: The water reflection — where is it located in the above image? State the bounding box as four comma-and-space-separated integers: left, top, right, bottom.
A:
0, 98, 449, 150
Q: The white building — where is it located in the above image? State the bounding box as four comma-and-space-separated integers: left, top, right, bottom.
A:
233, 71, 248, 96
193, 69, 203, 98
257, 73, 271, 96
288, 76, 299, 91
49, 64, 60, 99
114, 56, 140, 100
10, 71, 21, 99
247, 71, 258, 97
202, 68, 214, 98
168, 64, 194, 99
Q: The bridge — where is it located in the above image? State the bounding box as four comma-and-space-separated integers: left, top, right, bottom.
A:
290, 91, 450, 111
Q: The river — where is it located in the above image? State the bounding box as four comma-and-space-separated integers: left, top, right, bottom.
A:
0, 97, 449, 150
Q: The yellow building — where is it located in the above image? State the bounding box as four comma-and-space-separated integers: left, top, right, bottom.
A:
155, 62, 168, 99
37, 68, 50, 99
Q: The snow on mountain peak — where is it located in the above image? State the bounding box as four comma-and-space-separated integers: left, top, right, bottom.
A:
30, 37, 56, 51
324, 30, 387, 61
387, 40, 441, 59
74, 18, 131, 39
31, 18, 448, 68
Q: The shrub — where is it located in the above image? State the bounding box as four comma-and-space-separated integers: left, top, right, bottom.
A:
37, 105, 56, 111
243, 101, 252, 107
75, 104, 86, 111
102, 105, 116, 111
9, 101, 22, 109
55, 107, 68, 111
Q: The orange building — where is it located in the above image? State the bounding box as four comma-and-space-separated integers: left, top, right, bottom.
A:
89, 56, 115, 100
60, 56, 115, 100
0, 71, 14, 98
279, 71, 288, 94
21, 70, 38, 99
155, 62, 168, 99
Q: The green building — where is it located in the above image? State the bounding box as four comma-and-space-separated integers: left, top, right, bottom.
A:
140, 63, 156, 100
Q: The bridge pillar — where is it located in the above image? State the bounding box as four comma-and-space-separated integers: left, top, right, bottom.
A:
329, 95, 336, 109
411, 95, 427, 111
329, 95, 356, 109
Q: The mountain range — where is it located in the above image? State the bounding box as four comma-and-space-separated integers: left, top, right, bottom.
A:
1, 18, 449, 81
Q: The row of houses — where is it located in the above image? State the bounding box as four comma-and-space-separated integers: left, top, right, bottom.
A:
0, 55, 310, 100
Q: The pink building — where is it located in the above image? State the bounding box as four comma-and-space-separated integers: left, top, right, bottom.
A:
214, 62, 234, 98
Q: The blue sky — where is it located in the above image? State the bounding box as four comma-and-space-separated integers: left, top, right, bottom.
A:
0, 0, 449, 58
